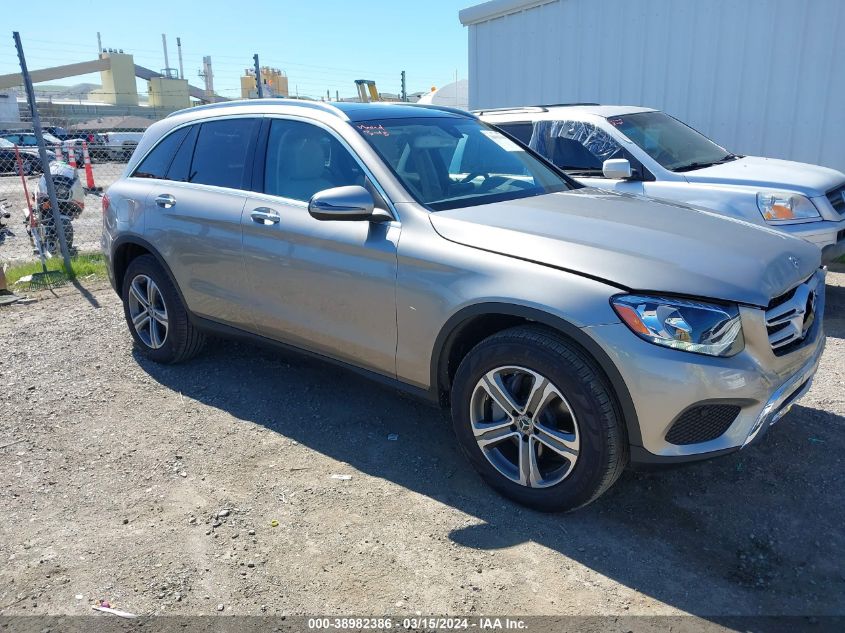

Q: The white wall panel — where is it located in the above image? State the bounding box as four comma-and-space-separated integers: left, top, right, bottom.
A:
463, 0, 845, 172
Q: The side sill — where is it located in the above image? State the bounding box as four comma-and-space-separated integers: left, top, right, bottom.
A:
191, 315, 440, 407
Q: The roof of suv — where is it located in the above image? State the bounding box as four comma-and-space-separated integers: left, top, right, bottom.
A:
476, 104, 656, 120
171, 99, 473, 123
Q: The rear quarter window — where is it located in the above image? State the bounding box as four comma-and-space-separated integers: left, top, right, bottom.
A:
133, 127, 190, 179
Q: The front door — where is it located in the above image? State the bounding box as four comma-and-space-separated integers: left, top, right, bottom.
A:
241, 118, 399, 376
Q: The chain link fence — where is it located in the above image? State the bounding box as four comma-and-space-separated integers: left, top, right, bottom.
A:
1, 86, 154, 264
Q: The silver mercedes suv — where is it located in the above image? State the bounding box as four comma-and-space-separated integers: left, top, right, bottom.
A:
103, 100, 826, 511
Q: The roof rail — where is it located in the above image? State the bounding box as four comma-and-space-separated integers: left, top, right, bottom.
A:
472, 103, 600, 115
472, 106, 547, 115
168, 98, 349, 120
535, 102, 600, 108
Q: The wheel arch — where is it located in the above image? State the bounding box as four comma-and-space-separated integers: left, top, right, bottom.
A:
431, 302, 642, 447
111, 236, 189, 311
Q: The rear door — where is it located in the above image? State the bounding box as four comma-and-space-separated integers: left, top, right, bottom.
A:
241, 117, 399, 376
138, 117, 261, 328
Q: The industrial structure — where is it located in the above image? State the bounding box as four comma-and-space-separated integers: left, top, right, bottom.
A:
0, 36, 224, 127
460, 0, 845, 172
240, 67, 289, 99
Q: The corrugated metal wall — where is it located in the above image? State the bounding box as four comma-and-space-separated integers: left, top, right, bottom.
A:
465, 0, 845, 172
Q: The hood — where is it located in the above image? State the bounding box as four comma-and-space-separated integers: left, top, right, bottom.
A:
429, 189, 820, 307
682, 156, 844, 197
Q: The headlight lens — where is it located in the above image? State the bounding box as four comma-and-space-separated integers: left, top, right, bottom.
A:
756, 192, 820, 223
611, 295, 744, 357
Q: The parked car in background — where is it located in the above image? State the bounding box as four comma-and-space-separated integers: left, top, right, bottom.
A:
103, 100, 825, 512
77, 132, 109, 161
1, 132, 83, 165
0, 138, 54, 175
102, 132, 144, 161
43, 126, 73, 141
479, 105, 845, 263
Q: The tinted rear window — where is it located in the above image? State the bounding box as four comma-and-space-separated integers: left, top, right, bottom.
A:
134, 127, 190, 179
189, 118, 259, 189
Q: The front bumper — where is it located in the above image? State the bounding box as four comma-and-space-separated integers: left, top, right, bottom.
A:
585, 269, 827, 464
779, 218, 845, 264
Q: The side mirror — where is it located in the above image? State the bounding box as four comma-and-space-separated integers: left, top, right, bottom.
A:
308, 185, 378, 221
602, 158, 633, 180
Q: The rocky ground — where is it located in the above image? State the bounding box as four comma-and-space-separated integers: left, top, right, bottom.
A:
0, 268, 842, 629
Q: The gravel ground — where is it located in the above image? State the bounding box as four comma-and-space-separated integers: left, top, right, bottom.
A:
0, 268, 842, 625
0, 163, 124, 263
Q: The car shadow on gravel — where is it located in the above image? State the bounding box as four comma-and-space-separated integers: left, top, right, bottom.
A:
824, 281, 844, 339
136, 336, 845, 622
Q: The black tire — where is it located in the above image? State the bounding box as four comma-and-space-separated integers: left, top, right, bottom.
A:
121, 254, 205, 363
450, 325, 628, 512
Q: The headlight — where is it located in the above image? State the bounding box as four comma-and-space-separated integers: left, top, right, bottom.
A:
756, 192, 820, 223
611, 295, 744, 357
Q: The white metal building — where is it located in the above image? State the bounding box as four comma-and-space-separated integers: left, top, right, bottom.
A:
460, 0, 845, 172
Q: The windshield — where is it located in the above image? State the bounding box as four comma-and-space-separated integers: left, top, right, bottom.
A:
354, 116, 572, 211
608, 111, 735, 172
43, 133, 63, 144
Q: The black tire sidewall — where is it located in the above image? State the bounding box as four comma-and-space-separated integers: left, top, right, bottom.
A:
121, 255, 188, 363
451, 332, 622, 512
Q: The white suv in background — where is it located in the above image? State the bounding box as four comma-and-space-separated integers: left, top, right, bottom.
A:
479, 105, 845, 263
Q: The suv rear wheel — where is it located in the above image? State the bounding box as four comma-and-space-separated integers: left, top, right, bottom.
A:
121, 254, 205, 363
450, 325, 627, 512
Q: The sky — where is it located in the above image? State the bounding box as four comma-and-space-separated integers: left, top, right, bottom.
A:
3, 0, 472, 100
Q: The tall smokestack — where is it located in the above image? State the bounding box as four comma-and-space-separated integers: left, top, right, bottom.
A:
176, 37, 185, 79
161, 34, 170, 74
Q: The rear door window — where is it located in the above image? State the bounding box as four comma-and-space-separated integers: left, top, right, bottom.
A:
189, 118, 260, 190
133, 127, 190, 179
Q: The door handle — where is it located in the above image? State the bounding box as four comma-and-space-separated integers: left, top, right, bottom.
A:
251, 207, 281, 225
155, 194, 176, 209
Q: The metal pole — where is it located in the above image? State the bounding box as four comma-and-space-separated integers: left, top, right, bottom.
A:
13, 31, 72, 272
253, 54, 263, 98
97, 31, 102, 54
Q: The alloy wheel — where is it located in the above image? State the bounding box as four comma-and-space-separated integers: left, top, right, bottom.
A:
469, 366, 580, 488
128, 274, 169, 349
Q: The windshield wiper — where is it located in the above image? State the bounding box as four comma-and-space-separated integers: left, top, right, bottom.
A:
673, 153, 740, 172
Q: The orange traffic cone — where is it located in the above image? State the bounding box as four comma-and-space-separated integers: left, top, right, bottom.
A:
81, 141, 101, 192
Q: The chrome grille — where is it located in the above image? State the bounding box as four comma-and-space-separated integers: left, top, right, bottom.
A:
765, 274, 820, 355
827, 183, 845, 216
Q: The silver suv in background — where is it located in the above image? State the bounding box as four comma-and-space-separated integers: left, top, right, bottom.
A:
103, 100, 825, 511
479, 105, 845, 263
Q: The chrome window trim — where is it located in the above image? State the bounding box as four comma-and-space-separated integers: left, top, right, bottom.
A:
128, 113, 262, 187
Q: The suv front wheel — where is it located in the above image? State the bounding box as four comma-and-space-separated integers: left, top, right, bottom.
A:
451, 326, 627, 512
121, 254, 205, 363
